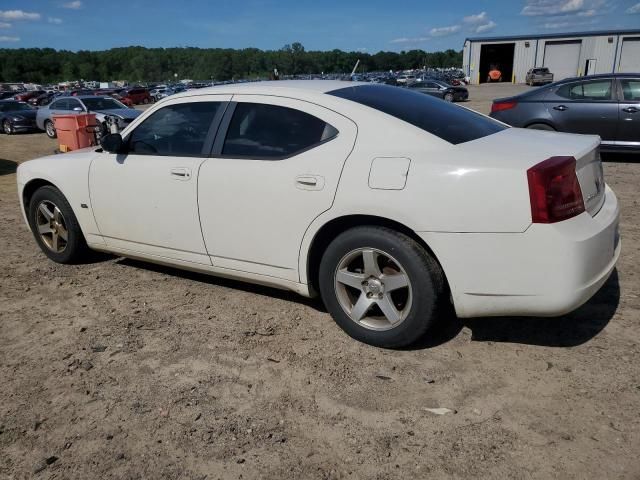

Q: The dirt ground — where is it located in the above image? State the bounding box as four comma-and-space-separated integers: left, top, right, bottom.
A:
1, 84, 639, 479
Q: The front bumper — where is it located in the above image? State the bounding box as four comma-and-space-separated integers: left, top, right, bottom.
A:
11, 119, 38, 131
420, 185, 620, 318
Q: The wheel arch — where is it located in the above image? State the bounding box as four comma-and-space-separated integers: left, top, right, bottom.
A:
22, 178, 60, 216
524, 120, 557, 130
305, 214, 450, 297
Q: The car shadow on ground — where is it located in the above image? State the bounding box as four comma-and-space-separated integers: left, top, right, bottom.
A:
413, 269, 620, 349
115, 257, 325, 311
0, 158, 17, 176
115, 257, 618, 350
602, 152, 640, 163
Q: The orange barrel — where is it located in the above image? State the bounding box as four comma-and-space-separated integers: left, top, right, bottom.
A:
53, 114, 98, 152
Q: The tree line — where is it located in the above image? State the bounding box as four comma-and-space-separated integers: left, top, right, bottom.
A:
0, 43, 462, 84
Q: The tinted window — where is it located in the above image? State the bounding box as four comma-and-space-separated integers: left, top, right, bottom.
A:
51, 99, 70, 110
328, 84, 506, 145
556, 80, 613, 100
620, 79, 640, 101
128, 102, 222, 157
222, 103, 338, 159
68, 99, 84, 110
82, 97, 126, 110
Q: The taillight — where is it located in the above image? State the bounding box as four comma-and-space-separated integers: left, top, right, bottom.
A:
527, 156, 585, 223
491, 100, 517, 113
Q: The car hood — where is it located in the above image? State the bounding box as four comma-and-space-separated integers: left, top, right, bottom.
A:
5, 109, 37, 119
90, 108, 141, 119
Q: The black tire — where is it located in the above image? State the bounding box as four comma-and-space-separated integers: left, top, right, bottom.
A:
142, 97, 149, 104
444, 92, 454, 102
526, 123, 556, 131
318, 226, 445, 348
44, 120, 57, 139
3, 120, 13, 135
27, 185, 90, 264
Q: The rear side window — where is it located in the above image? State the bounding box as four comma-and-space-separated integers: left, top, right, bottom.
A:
128, 102, 222, 157
556, 80, 613, 100
222, 103, 338, 159
620, 79, 640, 101
328, 84, 506, 145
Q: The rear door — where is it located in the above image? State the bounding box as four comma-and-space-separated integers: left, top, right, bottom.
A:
617, 78, 640, 144
545, 78, 618, 141
198, 95, 357, 281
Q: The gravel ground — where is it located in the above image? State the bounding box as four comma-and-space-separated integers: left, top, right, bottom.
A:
1, 84, 639, 479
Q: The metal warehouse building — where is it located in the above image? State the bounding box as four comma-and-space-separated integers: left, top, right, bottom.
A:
463, 29, 640, 85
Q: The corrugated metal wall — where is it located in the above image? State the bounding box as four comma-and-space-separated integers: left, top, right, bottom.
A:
463, 32, 633, 84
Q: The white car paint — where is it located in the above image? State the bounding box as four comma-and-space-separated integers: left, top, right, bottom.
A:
17, 80, 620, 317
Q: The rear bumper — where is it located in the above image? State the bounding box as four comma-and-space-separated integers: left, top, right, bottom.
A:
420, 185, 620, 318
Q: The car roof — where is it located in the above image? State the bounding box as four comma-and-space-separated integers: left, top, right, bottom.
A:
169, 80, 362, 100
557, 73, 640, 83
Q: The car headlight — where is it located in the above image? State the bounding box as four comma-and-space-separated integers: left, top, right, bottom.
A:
11, 115, 24, 121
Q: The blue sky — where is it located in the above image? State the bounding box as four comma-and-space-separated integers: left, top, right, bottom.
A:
1, 0, 639, 52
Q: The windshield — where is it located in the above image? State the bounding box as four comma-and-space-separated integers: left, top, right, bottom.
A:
4, 102, 33, 112
328, 84, 506, 145
81, 97, 126, 110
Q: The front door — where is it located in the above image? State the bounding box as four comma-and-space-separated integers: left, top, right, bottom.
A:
617, 78, 640, 144
89, 96, 230, 264
198, 95, 357, 281
546, 78, 619, 141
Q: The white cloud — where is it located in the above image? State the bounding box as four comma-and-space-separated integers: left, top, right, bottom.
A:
0, 35, 20, 42
0, 10, 41, 21
0, 22, 11, 29
429, 25, 461, 37
390, 36, 430, 44
522, 0, 586, 16
475, 21, 497, 33
463, 12, 488, 24
627, 2, 640, 13
62, 1, 82, 9
577, 8, 597, 16
48, 17, 63, 24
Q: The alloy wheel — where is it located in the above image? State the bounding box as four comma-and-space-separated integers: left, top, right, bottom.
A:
3, 120, 12, 134
35, 200, 68, 253
45, 121, 55, 138
334, 248, 412, 331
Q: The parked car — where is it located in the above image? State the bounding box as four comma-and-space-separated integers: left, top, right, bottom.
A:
120, 88, 152, 105
14, 90, 45, 102
396, 74, 416, 85
408, 79, 469, 102
36, 95, 141, 138
0, 100, 38, 134
28, 92, 57, 107
526, 67, 554, 86
0, 91, 16, 100
490, 73, 640, 151
149, 87, 174, 101
109, 92, 133, 107
17, 81, 619, 348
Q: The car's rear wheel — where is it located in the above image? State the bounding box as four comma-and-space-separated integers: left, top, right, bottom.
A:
526, 123, 555, 131
44, 120, 57, 138
3, 120, 13, 135
27, 185, 89, 264
319, 226, 445, 348
444, 92, 454, 102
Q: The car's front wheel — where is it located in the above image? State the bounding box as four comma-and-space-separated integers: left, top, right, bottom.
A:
319, 226, 445, 348
3, 120, 13, 135
27, 185, 89, 264
444, 92, 454, 102
44, 120, 57, 138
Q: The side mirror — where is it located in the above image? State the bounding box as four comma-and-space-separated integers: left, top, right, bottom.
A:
100, 133, 124, 154
73, 106, 84, 112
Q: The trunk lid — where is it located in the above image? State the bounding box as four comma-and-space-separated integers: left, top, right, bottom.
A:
460, 127, 605, 217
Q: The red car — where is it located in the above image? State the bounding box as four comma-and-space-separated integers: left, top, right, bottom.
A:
109, 92, 133, 107
14, 90, 45, 102
119, 88, 152, 105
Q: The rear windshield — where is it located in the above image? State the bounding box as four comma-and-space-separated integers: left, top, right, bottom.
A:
327, 84, 506, 145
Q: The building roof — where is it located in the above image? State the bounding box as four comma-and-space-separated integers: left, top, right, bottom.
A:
465, 28, 640, 44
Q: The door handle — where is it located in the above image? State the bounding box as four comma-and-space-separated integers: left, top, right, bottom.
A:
170, 167, 191, 180
553, 105, 568, 111
295, 175, 324, 191
622, 107, 638, 114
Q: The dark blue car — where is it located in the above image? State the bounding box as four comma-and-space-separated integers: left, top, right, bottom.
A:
0, 100, 38, 134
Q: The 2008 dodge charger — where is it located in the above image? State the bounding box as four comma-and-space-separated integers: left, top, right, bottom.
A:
16, 81, 620, 348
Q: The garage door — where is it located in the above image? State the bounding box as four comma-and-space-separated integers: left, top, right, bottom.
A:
544, 40, 581, 81
619, 38, 640, 73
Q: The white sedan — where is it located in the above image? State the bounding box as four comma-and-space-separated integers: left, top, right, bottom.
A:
16, 81, 620, 348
